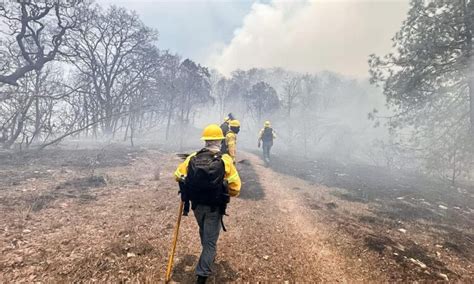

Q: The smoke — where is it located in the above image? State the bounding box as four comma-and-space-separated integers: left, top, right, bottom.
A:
208, 0, 409, 78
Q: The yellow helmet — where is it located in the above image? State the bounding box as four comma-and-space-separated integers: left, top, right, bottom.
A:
264, 121, 271, 127
229, 119, 240, 127
201, 124, 225, 140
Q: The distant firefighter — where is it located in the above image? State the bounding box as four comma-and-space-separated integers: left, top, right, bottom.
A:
224, 119, 240, 162
220, 113, 234, 153
258, 121, 276, 165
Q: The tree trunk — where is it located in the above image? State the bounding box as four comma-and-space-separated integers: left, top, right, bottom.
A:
303, 119, 308, 157
179, 121, 184, 151
124, 115, 131, 142
3, 98, 34, 149
130, 117, 135, 147
166, 109, 173, 141
31, 70, 43, 144
469, 79, 474, 135
451, 147, 457, 185
103, 102, 114, 135
464, 0, 474, 136
31, 96, 41, 144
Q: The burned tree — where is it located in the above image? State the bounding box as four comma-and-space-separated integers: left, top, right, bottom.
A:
282, 76, 302, 117
174, 59, 212, 148
282, 76, 302, 146
64, 5, 158, 135
156, 52, 182, 140
210, 70, 230, 118
122, 45, 163, 145
246, 81, 280, 124
0, 64, 70, 149
0, 0, 84, 86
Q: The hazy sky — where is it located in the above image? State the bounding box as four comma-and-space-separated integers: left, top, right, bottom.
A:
98, 0, 409, 78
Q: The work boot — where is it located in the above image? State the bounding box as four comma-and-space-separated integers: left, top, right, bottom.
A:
196, 275, 207, 284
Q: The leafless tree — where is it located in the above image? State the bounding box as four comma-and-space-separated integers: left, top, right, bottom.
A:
156, 52, 182, 140
0, 63, 70, 149
282, 76, 301, 117
174, 59, 212, 148
0, 0, 85, 86
215, 78, 231, 118
122, 45, 163, 145
282, 76, 301, 146
246, 81, 280, 124
63, 5, 157, 135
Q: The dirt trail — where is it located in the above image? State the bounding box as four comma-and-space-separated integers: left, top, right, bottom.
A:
165, 151, 382, 283
194, 152, 385, 283
1, 147, 472, 282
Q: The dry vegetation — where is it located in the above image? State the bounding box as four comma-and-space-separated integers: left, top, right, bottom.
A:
1, 145, 473, 282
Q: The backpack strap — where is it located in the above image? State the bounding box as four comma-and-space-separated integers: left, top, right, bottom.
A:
197, 148, 223, 159
196, 148, 209, 155
197, 148, 222, 156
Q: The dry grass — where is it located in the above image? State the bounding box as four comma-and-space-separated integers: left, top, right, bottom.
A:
0, 147, 472, 282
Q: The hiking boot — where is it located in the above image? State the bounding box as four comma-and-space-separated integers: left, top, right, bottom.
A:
196, 275, 207, 284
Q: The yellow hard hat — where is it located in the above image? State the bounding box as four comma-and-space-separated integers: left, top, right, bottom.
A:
264, 121, 271, 127
229, 119, 240, 127
201, 124, 225, 140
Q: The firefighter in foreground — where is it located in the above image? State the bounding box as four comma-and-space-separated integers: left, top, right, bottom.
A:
174, 124, 241, 284
224, 119, 240, 162
258, 121, 276, 164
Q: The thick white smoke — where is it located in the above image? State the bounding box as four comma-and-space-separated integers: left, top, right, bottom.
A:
208, 0, 409, 78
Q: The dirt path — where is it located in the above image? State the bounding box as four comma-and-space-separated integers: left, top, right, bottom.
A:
187, 152, 386, 283
1, 147, 471, 282
154, 150, 382, 283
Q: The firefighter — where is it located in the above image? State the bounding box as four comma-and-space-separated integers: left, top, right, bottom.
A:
220, 113, 234, 153
224, 119, 240, 161
258, 120, 276, 164
174, 124, 241, 283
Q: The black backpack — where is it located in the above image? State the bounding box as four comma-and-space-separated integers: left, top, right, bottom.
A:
220, 122, 229, 136
185, 149, 228, 206
262, 127, 274, 142
220, 122, 230, 153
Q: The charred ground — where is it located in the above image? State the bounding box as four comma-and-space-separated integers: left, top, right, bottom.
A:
0, 145, 473, 282
269, 152, 474, 280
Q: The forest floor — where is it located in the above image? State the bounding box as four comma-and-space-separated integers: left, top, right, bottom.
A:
0, 145, 473, 282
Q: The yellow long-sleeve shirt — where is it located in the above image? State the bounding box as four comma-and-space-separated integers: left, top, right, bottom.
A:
174, 151, 241, 197
225, 131, 237, 160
